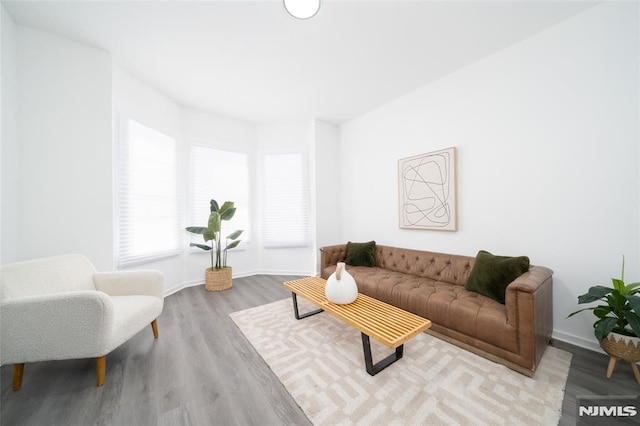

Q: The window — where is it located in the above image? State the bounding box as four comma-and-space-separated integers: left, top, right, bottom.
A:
261, 152, 309, 248
190, 146, 250, 243
116, 118, 179, 267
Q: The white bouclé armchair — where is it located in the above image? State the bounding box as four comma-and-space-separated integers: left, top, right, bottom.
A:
0, 254, 165, 389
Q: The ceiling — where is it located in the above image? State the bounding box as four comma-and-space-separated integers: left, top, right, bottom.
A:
2, 0, 598, 124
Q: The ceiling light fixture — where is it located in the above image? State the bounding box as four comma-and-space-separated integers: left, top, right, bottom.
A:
284, 0, 320, 20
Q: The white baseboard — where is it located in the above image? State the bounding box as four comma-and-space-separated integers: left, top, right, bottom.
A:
552, 330, 604, 354
164, 271, 315, 296
258, 270, 316, 277
233, 270, 260, 278
165, 279, 202, 296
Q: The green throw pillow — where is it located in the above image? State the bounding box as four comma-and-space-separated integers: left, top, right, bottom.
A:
465, 250, 530, 304
345, 241, 376, 267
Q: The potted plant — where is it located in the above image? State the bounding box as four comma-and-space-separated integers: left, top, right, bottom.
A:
567, 256, 640, 383
186, 199, 243, 291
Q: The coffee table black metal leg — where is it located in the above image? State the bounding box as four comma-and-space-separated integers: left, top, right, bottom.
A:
361, 333, 404, 376
291, 292, 323, 320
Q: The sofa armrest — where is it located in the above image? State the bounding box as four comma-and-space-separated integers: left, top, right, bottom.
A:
93, 270, 165, 299
505, 266, 553, 322
504, 265, 554, 367
319, 244, 347, 278
506, 266, 553, 294
0, 291, 114, 364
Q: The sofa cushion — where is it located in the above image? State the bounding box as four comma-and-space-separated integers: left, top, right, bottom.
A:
346, 266, 517, 353
373, 246, 473, 286
345, 241, 376, 267
108, 295, 164, 351
465, 250, 530, 304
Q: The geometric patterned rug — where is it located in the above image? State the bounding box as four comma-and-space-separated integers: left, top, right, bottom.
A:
230, 298, 572, 426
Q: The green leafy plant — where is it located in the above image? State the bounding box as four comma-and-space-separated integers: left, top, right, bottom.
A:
186, 199, 243, 270
567, 256, 640, 341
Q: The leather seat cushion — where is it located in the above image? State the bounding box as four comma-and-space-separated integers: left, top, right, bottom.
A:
346, 266, 517, 353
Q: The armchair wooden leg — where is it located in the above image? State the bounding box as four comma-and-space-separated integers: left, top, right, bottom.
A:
151, 319, 159, 338
96, 356, 106, 387
12, 363, 24, 391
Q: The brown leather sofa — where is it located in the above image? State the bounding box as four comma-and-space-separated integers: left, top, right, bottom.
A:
320, 244, 553, 376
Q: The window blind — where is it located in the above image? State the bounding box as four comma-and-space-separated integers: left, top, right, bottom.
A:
190, 146, 250, 242
261, 152, 310, 248
116, 118, 179, 268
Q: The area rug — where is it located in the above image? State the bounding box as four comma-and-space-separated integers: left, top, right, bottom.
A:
230, 298, 572, 425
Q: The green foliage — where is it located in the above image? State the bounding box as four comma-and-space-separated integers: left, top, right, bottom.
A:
567, 256, 640, 341
185, 199, 243, 270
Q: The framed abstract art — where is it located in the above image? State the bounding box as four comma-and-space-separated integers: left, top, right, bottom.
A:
398, 147, 457, 231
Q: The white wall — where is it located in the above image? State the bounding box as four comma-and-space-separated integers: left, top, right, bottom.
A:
339, 1, 639, 351
112, 67, 185, 291
1, 6, 19, 265
113, 68, 258, 294
313, 120, 341, 270
9, 25, 114, 270
114, 69, 325, 287
256, 122, 317, 275
182, 107, 258, 285
2, 19, 312, 292
6, 3, 635, 328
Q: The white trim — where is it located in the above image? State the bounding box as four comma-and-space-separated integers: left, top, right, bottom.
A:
254, 269, 316, 277
552, 330, 604, 354
164, 271, 316, 296
165, 279, 202, 296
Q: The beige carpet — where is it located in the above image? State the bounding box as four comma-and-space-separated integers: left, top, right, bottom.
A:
230, 298, 572, 425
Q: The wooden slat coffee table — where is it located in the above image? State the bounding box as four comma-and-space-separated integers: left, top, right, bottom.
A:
284, 276, 431, 376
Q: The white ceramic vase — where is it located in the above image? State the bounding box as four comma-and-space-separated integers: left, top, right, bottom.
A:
325, 262, 358, 304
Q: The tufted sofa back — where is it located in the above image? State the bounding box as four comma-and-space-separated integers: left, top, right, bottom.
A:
0, 254, 97, 301
374, 245, 474, 287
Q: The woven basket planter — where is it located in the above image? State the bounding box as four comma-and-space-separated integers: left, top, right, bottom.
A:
205, 267, 232, 291
600, 332, 640, 363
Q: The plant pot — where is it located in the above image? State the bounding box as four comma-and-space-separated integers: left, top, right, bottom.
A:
205, 267, 232, 291
600, 332, 640, 384
600, 332, 640, 363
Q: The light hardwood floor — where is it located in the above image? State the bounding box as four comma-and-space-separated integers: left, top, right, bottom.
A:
1, 275, 638, 425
